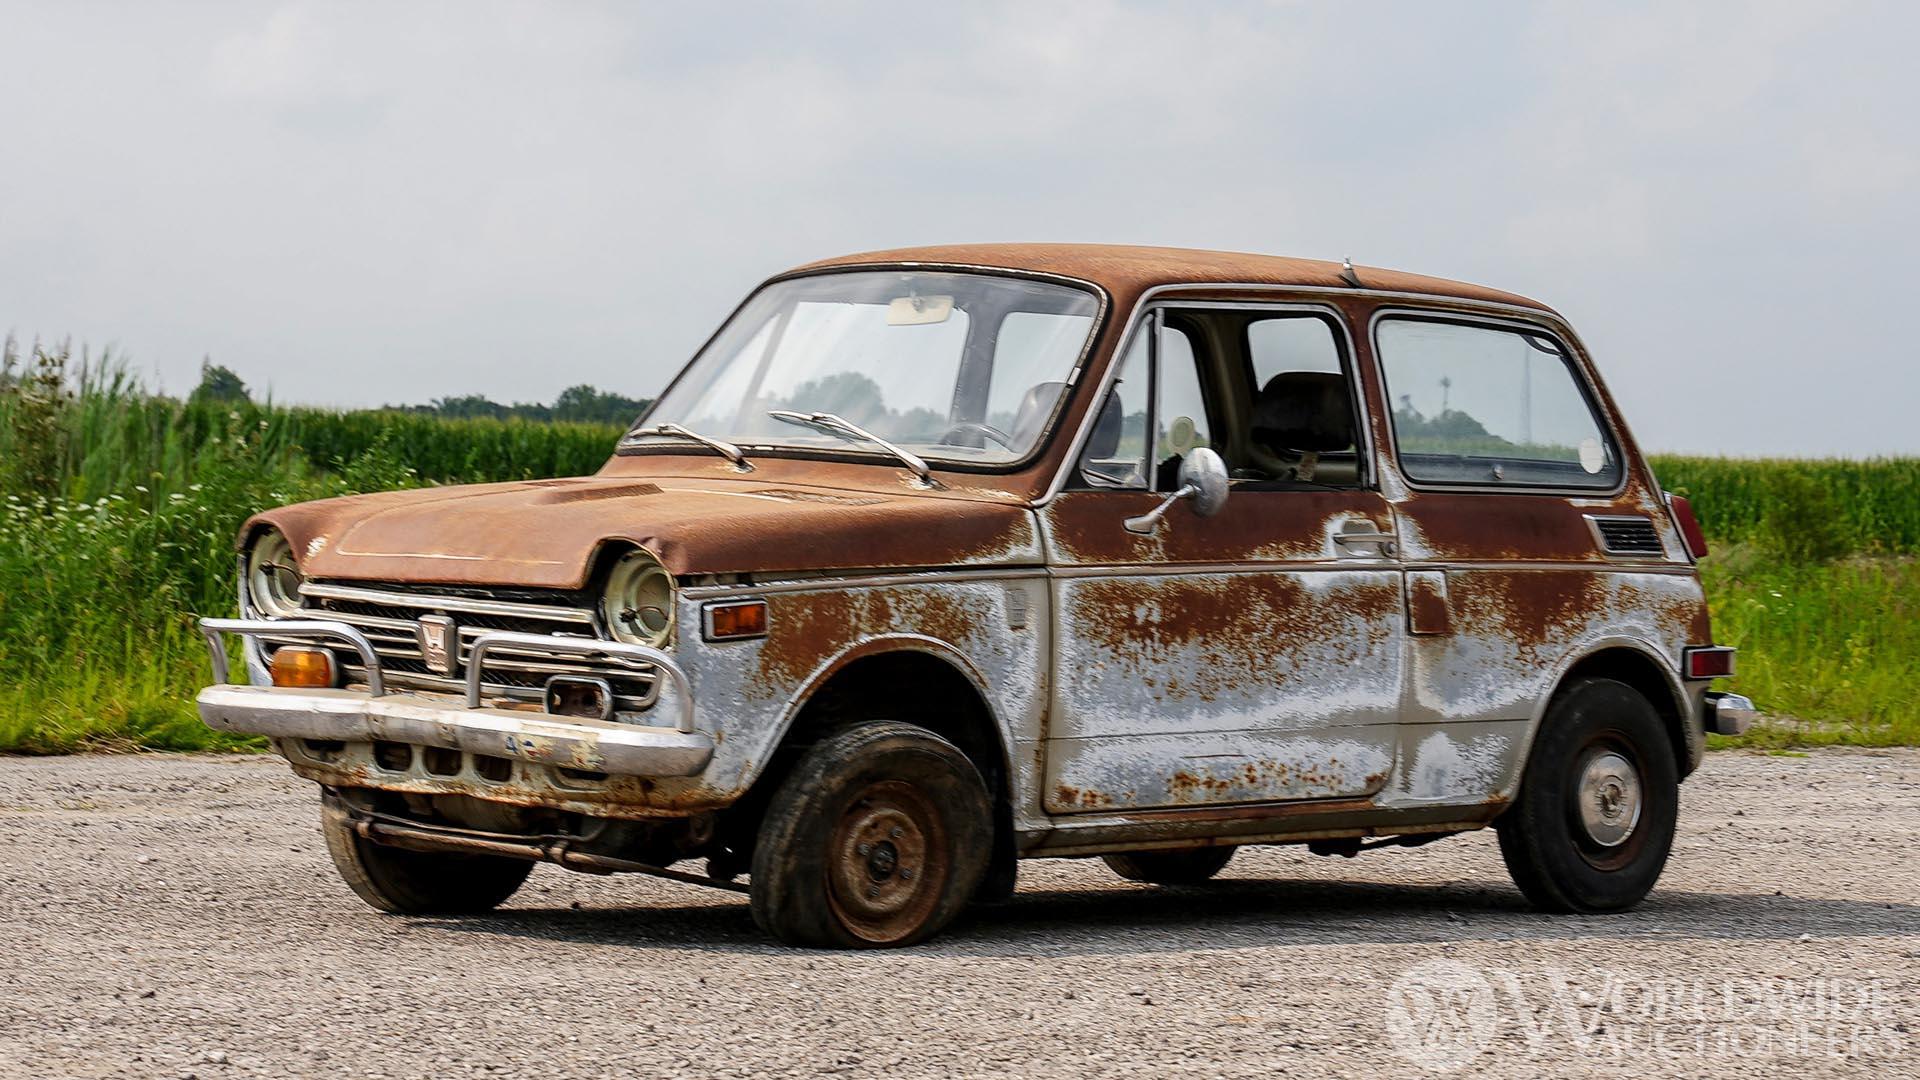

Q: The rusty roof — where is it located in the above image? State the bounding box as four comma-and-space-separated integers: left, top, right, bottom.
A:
794, 243, 1551, 312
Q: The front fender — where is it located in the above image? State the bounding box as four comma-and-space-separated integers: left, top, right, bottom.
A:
635, 573, 1048, 815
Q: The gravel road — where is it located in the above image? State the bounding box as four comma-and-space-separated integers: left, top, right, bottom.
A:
1, 749, 1915, 1079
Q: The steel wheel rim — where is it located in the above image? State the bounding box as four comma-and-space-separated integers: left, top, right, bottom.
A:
825, 780, 947, 944
1574, 745, 1643, 851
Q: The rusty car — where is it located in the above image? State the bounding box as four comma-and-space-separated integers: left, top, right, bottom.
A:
196, 244, 1754, 948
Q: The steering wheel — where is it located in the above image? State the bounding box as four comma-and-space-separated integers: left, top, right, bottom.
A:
937, 421, 1017, 451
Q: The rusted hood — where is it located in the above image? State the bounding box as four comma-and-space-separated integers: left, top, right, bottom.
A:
248, 476, 1043, 588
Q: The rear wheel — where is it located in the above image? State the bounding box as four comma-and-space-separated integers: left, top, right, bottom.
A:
1497, 677, 1678, 913
750, 722, 992, 948
1103, 846, 1236, 885
320, 797, 532, 915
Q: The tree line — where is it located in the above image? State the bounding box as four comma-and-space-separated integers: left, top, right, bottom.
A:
190, 361, 652, 426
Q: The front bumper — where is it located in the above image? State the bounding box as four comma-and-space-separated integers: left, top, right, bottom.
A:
198, 685, 712, 776
197, 617, 712, 778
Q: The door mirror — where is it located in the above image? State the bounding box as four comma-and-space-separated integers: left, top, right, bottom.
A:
1179, 447, 1230, 516
1124, 447, 1230, 535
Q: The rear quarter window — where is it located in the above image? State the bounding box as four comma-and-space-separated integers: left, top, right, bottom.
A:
1375, 316, 1621, 489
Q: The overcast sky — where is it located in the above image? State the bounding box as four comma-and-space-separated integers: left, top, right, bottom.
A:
3, 1, 1914, 456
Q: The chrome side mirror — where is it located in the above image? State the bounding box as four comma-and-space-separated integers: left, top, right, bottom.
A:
1124, 447, 1229, 535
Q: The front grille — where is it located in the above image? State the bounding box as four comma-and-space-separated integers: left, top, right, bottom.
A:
1589, 516, 1665, 555
271, 581, 660, 713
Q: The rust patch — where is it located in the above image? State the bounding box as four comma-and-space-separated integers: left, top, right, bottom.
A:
1441, 570, 1612, 655
752, 590, 863, 688
1064, 573, 1397, 705
1405, 569, 1450, 634
1114, 795, 1381, 826
1053, 783, 1113, 809
1689, 604, 1713, 643
1395, 492, 1611, 563
1165, 759, 1350, 803
285, 757, 738, 819
750, 586, 990, 691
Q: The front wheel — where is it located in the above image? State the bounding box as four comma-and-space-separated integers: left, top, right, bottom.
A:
1497, 677, 1679, 913
750, 722, 993, 948
320, 796, 532, 915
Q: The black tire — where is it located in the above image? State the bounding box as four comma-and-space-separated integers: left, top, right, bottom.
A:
750, 722, 993, 948
1102, 846, 1236, 885
320, 798, 532, 915
972, 834, 1020, 906
1497, 677, 1679, 913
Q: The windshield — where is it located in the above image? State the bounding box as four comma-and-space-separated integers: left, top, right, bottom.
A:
631, 270, 1100, 466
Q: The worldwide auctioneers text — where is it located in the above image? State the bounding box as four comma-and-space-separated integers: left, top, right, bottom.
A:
1383, 959, 1911, 1072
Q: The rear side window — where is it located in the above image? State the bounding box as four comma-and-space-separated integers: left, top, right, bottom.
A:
1247, 315, 1343, 380
1376, 317, 1620, 489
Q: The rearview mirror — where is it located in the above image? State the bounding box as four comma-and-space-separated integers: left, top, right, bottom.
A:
1123, 447, 1229, 535
886, 295, 954, 325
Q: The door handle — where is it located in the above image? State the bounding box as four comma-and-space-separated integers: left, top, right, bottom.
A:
1333, 528, 1397, 557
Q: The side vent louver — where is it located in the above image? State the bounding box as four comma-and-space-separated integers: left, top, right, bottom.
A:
1588, 516, 1664, 556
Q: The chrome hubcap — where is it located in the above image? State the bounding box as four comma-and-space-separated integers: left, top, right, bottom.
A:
1577, 749, 1642, 848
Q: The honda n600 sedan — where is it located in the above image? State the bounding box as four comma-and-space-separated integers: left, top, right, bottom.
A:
197, 244, 1752, 947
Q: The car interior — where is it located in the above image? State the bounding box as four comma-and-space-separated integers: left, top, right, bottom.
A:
1077, 308, 1366, 490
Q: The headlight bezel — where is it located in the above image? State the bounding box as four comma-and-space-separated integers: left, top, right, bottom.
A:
244, 529, 305, 619
601, 549, 675, 649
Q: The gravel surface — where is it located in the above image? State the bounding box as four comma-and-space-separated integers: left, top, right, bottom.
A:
0, 749, 1915, 1079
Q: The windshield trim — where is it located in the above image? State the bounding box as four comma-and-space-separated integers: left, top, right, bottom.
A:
618, 263, 1112, 477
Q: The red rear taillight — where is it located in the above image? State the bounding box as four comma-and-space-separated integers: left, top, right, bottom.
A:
1684, 646, 1736, 680
1667, 492, 1709, 559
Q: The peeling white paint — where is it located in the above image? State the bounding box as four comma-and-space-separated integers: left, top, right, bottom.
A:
1402, 729, 1510, 801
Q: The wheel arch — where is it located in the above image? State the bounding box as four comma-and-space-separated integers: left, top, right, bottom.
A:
1525, 637, 1699, 780
718, 636, 1017, 867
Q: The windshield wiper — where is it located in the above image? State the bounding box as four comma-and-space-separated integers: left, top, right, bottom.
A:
766, 410, 937, 487
622, 422, 753, 471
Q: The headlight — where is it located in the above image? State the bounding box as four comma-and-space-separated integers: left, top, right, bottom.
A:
602, 549, 674, 648
245, 529, 304, 618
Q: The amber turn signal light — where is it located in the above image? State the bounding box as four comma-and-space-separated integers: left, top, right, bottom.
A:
271, 646, 337, 688
702, 600, 769, 641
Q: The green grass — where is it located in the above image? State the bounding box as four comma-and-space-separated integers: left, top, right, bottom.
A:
0, 342, 621, 752
1653, 452, 1920, 747
1701, 553, 1920, 748
0, 339, 1914, 752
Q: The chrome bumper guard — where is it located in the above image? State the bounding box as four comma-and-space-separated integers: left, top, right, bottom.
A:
196, 618, 711, 778
1704, 691, 1758, 736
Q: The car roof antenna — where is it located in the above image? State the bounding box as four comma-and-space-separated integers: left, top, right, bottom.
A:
1340, 257, 1363, 289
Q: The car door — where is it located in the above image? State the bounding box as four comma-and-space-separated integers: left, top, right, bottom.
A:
1368, 310, 1701, 801
1038, 304, 1406, 814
